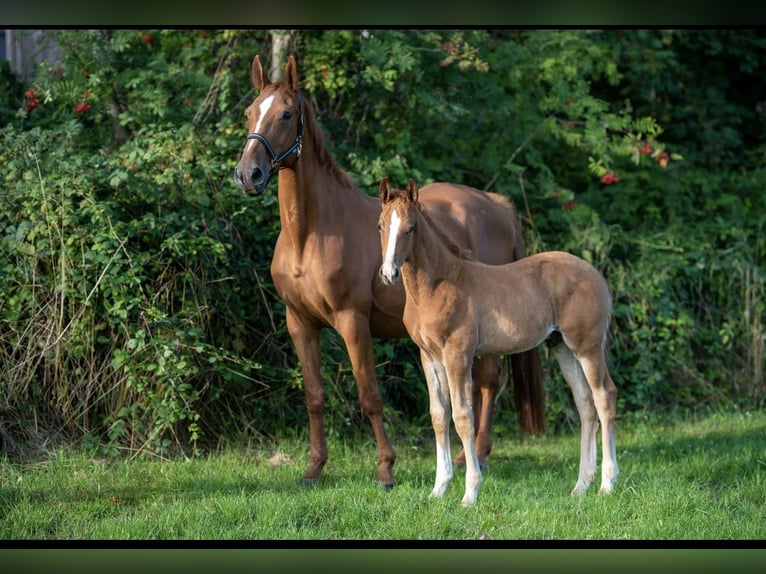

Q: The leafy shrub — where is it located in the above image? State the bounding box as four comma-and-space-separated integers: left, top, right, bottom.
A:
1, 29, 763, 458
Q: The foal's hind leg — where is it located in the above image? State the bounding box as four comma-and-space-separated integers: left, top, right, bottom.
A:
552, 344, 599, 496
454, 356, 498, 469
578, 352, 619, 494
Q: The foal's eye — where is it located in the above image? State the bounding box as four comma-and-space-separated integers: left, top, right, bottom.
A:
281, 110, 293, 121
377, 222, 383, 232
406, 224, 415, 235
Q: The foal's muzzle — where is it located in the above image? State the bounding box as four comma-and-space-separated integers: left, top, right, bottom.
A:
379, 263, 401, 286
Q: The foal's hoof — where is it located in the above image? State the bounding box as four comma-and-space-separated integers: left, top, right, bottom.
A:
376, 481, 395, 490
302, 477, 320, 486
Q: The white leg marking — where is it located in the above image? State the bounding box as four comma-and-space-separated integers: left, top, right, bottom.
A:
380, 209, 402, 284
422, 355, 453, 498
578, 355, 620, 495
554, 345, 598, 496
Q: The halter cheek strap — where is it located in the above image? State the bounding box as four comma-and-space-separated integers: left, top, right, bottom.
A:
244, 94, 304, 170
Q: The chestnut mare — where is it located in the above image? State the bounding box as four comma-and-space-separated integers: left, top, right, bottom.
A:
234, 55, 545, 488
378, 178, 619, 506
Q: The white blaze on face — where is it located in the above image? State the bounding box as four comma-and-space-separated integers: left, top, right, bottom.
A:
380, 208, 402, 283
244, 94, 275, 154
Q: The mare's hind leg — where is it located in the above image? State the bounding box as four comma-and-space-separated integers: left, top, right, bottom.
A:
420, 350, 454, 499
578, 352, 619, 494
454, 356, 498, 468
552, 344, 599, 496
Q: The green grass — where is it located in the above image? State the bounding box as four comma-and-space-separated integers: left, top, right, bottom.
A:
1, 408, 764, 540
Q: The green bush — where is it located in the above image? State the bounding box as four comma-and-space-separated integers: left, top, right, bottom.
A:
1, 29, 763, 458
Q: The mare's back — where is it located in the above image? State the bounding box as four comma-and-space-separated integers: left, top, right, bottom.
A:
418, 182, 519, 265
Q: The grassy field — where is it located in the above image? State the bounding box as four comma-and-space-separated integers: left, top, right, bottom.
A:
0, 408, 764, 541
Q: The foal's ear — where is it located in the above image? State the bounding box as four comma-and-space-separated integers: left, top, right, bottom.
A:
251, 55, 267, 91
379, 177, 391, 203
285, 55, 300, 93
406, 178, 419, 204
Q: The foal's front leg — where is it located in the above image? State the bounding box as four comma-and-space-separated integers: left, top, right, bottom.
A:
445, 346, 483, 507
420, 351, 453, 498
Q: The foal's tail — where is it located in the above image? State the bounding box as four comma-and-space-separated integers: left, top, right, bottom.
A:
509, 213, 547, 435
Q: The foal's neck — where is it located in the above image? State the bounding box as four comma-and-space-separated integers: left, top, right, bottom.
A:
401, 209, 461, 303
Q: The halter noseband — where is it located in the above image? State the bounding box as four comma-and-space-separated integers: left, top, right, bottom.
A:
244, 93, 304, 170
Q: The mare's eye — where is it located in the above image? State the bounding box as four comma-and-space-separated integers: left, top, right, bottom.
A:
282, 110, 293, 121
406, 225, 415, 235
377, 222, 383, 232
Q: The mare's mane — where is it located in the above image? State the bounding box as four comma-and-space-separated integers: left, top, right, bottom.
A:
293, 85, 357, 192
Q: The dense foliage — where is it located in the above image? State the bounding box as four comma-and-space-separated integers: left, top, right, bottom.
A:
1, 29, 763, 457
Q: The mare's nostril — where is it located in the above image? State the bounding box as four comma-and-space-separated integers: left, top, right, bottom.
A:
251, 167, 264, 185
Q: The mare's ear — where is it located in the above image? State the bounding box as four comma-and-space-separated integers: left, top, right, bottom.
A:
406, 178, 419, 204
252, 55, 267, 91
285, 55, 300, 93
379, 177, 391, 203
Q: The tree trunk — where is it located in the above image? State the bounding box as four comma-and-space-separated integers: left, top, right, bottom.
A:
269, 31, 292, 80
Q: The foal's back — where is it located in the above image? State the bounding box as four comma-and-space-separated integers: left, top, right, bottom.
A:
448, 251, 612, 357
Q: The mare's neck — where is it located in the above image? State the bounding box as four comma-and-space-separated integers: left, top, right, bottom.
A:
276, 159, 314, 254
401, 209, 460, 306
276, 133, 362, 255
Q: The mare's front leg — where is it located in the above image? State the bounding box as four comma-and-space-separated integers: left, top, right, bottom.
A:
335, 310, 396, 487
420, 350, 453, 498
444, 345, 483, 507
286, 308, 327, 484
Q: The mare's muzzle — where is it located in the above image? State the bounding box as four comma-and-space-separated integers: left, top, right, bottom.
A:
235, 160, 271, 196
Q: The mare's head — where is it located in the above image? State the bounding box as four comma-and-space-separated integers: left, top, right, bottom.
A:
378, 177, 420, 286
235, 55, 304, 195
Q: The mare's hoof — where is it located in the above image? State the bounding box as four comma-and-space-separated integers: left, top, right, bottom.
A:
302, 477, 320, 486
376, 481, 395, 490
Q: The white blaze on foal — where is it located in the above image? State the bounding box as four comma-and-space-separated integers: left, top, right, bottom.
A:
380, 208, 402, 284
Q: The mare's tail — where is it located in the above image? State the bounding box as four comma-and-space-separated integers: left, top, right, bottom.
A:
510, 349, 546, 435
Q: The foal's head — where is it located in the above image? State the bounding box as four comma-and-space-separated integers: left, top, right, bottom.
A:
378, 177, 420, 286
235, 55, 304, 195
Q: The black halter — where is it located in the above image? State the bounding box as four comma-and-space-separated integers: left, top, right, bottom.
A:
244, 93, 304, 170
